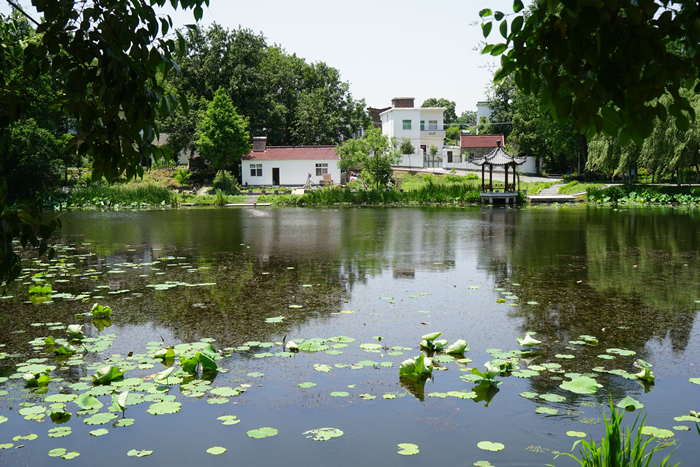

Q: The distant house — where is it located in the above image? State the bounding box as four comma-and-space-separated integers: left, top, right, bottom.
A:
241, 137, 340, 187
379, 97, 446, 168
442, 134, 537, 174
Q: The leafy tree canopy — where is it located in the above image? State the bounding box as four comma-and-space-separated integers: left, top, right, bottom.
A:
195, 88, 251, 172
421, 98, 457, 123
480, 0, 700, 146
335, 128, 401, 190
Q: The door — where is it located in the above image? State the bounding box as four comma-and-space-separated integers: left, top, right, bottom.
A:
272, 167, 280, 186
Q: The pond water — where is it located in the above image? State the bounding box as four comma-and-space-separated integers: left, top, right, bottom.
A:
1, 205, 700, 466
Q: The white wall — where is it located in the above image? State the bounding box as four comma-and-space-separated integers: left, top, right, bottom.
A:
242, 159, 340, 186
383, 107, 447, 166
476, 102, 492, 123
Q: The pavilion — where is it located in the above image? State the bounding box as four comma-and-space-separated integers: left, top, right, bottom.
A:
470, 141, 527, 205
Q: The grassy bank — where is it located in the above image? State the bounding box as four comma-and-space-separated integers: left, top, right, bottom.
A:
65, 185, 178, 208
178, 192, 247, 206
558, 181, 605, 195
587, 185, 700, 205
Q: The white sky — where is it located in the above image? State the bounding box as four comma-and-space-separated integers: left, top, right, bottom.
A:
3, 0, 517, 115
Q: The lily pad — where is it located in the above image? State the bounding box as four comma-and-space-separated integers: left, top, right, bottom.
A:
247, 427, 278, 438
115, 418, 135, 427
146, 401, 181, 415
89, 428, 109, 436
477, 441, 505, 451
48, 427, 72, 438
265, 316, 285, 323
313, 364, 332, 373
397, 443, 419, 455
535, 407, 559, 415
539, 393, 565, 402
304, 427, 344, 441
688, 377, 700, 385
298, 382, 317, 388
127, 449, 153, 457
640, 426, 674, 438
519, 392, 538, 399
560, 376, 602, 395
566, 431, 587, 438
330, 391, 349, 397
48, 448, 66, 457
207, 446, 227, 455
84, 413, 118, 425
359, 393, 376, 400
217, 415, 240, 425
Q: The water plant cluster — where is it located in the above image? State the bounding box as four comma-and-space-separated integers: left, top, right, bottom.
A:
59, 185, 178, 209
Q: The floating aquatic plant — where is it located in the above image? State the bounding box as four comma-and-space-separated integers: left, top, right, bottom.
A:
92, 365, 124, 384
633, 360, 655, 382
66, 324, 85, 340
617, 396, 644, 411
419, 332, 443, 352
399, 355, 433, 379
304, 428, 344, 441
90, 303, 112, 317
471, 362, 500, 384
397, 443, 419, 455
445, 339, 468, 354
517, 333, 542, 347
560, 375, 602, 395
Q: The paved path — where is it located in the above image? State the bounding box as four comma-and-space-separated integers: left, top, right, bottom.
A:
536, 184, 566, 195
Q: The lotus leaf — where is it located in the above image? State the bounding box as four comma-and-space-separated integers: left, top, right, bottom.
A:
265, 316, 285, 323
210, 387, 240, 397
207, 446, 227, 455
90, 304, 112, 317
399, 355, 433, 378
217, 415, 240, 425
477, 441, 505, 451
566, 431, 587, 438
606, 348, 636, 356
635, 367, 655, 382
146, 401, 181, 415
89, 428, 109, 436
247, 427, 278, 438
471, 362, 500, 382
689, 377, 700, 385
13, 434, 38, 441
422, 332, 442, 341
517, 333, 542, 347
359, 393, 376, 400
48, 448, 66, 457
299, 341, 329, 352
115, 418, 135, 427
445, 339, 468, 354
75, 393, 103, 410
62, 451, 80, 459
397, 443, 419, 455
92, 365, 124, 384
298, 382, 316, 388
84, 413, 117, 425
313, 364, 332, 372
153, 348, 175, 359
617, 396, 644, 411
535, 407, 559, 414
66, 324, 84, 340
539, 393, 566, 402
304, 427, 344, 441
45, 394, 76, 403
127, 449, 153, 457
519, 392, 538, 399
640, 426, 674, 438
560, 376, 602, 395
330, 391, 349, 397
48, 427, 72, 438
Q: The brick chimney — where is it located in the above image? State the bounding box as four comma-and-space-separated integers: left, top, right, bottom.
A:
252, 136, 267, 151
391, 97, 415, 108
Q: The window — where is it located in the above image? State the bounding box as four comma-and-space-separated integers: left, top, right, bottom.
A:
447, 151, 453, 163
250, 163, 262, 177
315, 163, 328, 176
420, 120, 425, 131
428, 120, 438, 130
402, 119, 412, 130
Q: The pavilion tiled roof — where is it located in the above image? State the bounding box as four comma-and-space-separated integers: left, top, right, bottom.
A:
242, 146, 338, 161
470, 146, 526, 167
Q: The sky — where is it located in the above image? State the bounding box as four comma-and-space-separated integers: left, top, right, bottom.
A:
3, 0, 518, 115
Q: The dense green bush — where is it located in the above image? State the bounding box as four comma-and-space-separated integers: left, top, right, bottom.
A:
587, 185, 700, 205
212, 170, 237, 193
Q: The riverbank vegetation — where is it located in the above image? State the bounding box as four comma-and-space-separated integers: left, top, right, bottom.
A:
587, 185, 700, 205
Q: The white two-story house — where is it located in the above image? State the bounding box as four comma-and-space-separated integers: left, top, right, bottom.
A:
380, 97, 446, 168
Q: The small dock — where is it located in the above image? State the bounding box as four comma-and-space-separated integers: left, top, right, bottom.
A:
480, 192, 518, 205
527, 184, 576, 203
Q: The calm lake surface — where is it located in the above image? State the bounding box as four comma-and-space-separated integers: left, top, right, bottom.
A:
1, 205, 699, 465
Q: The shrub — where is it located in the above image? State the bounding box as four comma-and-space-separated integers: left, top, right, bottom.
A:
174, 168, 192, 185
212, 170, 237, 193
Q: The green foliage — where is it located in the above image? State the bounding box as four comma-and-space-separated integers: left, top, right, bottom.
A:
399, 355, 434, 379
587, 185, 700, 205
421, 97, 457, 122
196, 88, 251, 172
558, 181, 579, 194
92, 365, 124, 385
166, 25, 370, 147
214, 189, 227, 207
480, 1, 700, 146
550, 399, 679, 467
445, 126, 461, 145
429, 145, 439, 157
90, 304, 112, 318
174, 168, 192, 186
335, 128, 402, 190
212, 170, 237, 193
399, 137, 415, 155
66, 185, 177, 208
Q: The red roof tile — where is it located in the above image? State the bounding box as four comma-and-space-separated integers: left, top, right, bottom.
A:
460, 134, 505, 148
243, 146, 338, 161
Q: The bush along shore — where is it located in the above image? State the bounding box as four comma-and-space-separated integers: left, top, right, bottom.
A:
53, 185, 179, 209
587, 185, 700, 205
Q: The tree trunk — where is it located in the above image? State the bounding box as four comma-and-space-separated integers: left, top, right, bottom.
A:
677, 168, 681, 187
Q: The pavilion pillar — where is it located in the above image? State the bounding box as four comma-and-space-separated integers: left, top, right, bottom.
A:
489, 164, 493, 191
481, 164, 485, 192
505, 164, 508, 192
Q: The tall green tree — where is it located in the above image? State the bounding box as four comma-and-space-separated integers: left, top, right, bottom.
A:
421, 98, 457, 123
195, 88, 251, 174
168, 24, 369, 148
480, 1, 700, 146
335, 128, 401, 190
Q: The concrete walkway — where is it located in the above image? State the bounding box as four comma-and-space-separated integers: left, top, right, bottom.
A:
527, 183, 575, 203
